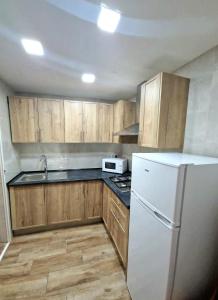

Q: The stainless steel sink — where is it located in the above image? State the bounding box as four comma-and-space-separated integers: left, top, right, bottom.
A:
16, 171, 68, 183
17, 173, 46, 182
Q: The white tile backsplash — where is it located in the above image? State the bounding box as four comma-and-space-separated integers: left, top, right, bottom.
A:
19, 152, 118, 171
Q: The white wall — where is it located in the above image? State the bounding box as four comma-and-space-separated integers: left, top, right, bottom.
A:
0, 79, 20, 242
15, 143, 122, 171
0, 81, 20, 181
176, 46, 218, 156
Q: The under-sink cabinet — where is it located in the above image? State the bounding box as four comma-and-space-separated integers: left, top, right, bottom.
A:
9, 180, 103, 231
10, 184, 46, 229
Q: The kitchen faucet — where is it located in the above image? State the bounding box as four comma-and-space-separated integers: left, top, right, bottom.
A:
40, 155, 48, 178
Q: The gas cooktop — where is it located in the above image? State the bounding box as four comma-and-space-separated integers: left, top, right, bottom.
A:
110, 175, 131, 193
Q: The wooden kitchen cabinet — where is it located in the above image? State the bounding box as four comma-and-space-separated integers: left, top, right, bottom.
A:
9, 97, 114, 144
10, 185, 46, 229
113, 100, 136, 143
64, 101, 83, 143
84, 181, 103, 220
38, 98, 65, 143
46, 182, 85, 225
98, 103, 113, 143
108, 191, 129, 267
103, 183, 129, 267
102, 184, 112, 228
138, 72, 190, 149
83, 102, 99, 142
9, 96, 38, 143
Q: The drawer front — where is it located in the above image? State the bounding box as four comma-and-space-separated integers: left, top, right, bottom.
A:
109, 209, 128, 266
132, 156, 184, 223
110, 198, 128, 232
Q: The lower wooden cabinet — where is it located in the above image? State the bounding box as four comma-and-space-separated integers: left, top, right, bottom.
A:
10, 185, 46, 229
9, 181, 129, 268
46, 182, 85, 225
103, 184, 129, 267
102, 184, 111, 228
9, 180, 103, 231
84, 181, 103, 220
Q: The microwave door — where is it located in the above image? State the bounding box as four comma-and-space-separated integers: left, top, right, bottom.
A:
105, 162, 116, 170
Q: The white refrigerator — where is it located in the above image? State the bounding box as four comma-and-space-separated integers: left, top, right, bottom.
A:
127, 153, 218, 300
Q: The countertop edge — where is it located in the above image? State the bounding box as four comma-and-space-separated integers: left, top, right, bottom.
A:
7, 169, 130, 209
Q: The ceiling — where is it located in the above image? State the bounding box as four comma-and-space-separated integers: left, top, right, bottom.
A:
0, 0, 218, 100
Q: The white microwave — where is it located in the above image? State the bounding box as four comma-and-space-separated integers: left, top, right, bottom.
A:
102, 158, 127, 174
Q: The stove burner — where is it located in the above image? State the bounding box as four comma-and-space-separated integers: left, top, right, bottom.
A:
110, 175, 131, 193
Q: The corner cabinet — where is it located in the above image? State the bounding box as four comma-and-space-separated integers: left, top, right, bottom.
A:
138, 72, 190, 149
113, 100, 136, 143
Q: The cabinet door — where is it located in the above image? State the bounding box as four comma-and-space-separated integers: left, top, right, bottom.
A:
140, 75, 161, 147
84, 181, 102, 220
102, 184, 111, 228
9, 97, 38, 143
46, 182, 85, 225
38, 99, 65, 143
124, 101, 136, 128
109, 206, 129, 267
10, 185, 46, 229
113, 100, 124, 143
138, 83, 146, 145
83, 103, 98, 142
98, 104, 113, 143
64, 101, 83, 142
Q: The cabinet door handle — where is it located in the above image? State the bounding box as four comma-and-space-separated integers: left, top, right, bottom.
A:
144, 168, 150, 172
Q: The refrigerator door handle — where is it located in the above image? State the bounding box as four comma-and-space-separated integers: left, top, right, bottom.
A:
154, 211, 171, 226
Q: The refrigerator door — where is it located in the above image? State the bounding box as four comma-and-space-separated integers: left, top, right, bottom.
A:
127, 192, 179, 300
131, 156, 186, 225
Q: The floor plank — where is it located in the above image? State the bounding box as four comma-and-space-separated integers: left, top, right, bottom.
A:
0, 224, 131, 300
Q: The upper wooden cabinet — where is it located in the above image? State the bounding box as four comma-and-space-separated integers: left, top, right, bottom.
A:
64, 101, 83, 143
83, 102, 98, 143
38, 99, 65, 143
113, 100, 136, 143
138, 72, 190, 149
98, 103, 113, 143
9, 96, 38, 143
9, 97, 114, 144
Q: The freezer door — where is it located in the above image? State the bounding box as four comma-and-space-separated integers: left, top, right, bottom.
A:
127, 193, 179, 300
131, 156, 185, 225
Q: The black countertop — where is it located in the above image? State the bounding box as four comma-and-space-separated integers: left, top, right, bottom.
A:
8, 169, 131, 208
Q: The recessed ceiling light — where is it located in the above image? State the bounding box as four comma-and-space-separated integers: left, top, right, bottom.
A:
97, 5, 121, 33
82, 73, 96, 83
21, 38, 44, 56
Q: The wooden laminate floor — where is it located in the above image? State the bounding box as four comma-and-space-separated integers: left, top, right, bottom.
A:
0, 224, 131, 300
